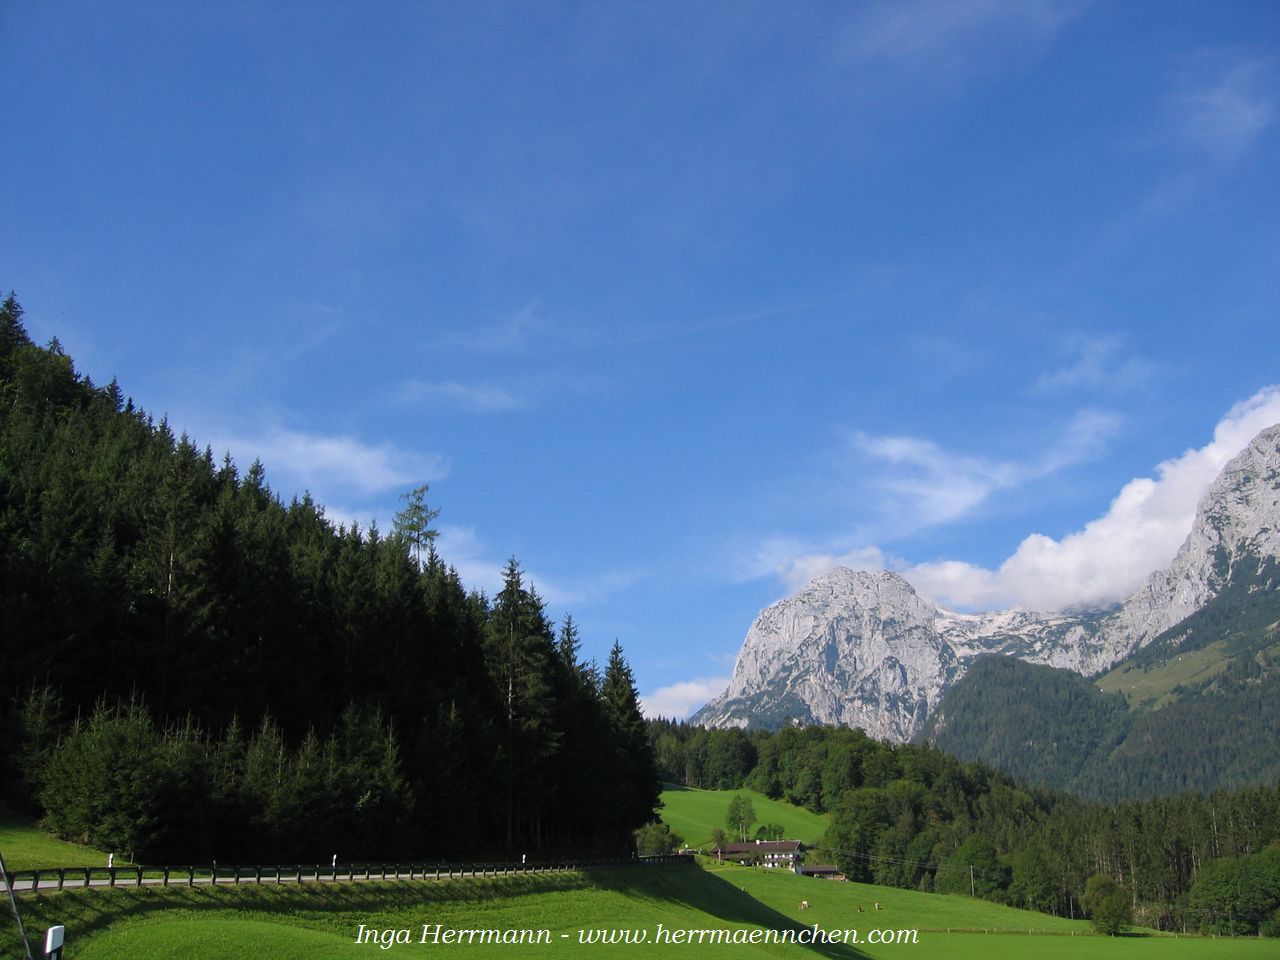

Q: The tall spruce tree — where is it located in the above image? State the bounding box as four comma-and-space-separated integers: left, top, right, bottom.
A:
486, 560, 559, 849
602, 641, 660, 841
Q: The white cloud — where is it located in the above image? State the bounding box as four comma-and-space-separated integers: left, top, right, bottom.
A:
641, 676, 732, 720
904, 386, 1280, 611
398, 380, 524, 412
768, 386, 1280, 613
313, 503, 384, 535
211, 425, 447, 500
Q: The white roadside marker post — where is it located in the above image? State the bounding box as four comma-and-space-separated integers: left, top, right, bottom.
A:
44, 925, 65, 960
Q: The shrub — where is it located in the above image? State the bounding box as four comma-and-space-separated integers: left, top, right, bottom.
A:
1082, 873, 1133, 935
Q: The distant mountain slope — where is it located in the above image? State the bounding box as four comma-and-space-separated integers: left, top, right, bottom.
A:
921, 558, 1280, 801
918, 656, 1129, 792
694, 423, 1280, 761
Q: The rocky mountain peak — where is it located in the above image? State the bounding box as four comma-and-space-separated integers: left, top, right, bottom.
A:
804, 566, 931, 608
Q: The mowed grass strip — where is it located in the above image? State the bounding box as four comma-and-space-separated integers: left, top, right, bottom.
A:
10, 866, 871, 960
9, 862, 1276, 960
72, 918, 354, 960
660, 786, 829, 846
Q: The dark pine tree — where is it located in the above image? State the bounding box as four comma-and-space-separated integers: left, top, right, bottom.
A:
602, 641, 661, 847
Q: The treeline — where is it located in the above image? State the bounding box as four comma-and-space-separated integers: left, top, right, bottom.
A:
648, 720, 1280, 934
0, 293, 658, 861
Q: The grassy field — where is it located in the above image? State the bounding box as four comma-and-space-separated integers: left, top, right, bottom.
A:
7, 859, 1276, 960
1097, 640, 1234, 708
0, 811, 120, 871
707, 861, 1275, 958
660, 786, 830, 847
706, 859, 1086, 932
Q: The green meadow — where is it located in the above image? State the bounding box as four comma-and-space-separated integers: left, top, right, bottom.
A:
1097, 640, 1236, 708
0, 811, 119, 871
659, 786, 830, 847
7, 859, 1275, 960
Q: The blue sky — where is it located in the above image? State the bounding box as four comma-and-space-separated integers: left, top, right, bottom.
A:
4, 1, 1279, 717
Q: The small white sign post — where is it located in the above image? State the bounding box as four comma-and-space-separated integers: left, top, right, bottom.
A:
44, 924, 65, 960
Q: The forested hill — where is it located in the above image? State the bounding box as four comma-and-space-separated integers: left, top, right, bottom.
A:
920, 556, 1280, 802
648, 720, 1280, 934
0, 293, 658, 861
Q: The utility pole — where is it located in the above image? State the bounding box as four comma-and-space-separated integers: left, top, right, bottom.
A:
0, 848, 34, 960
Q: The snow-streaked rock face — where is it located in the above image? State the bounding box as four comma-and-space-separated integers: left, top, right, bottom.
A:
1089, 423, 1280, 672
692, 423, 1280, 740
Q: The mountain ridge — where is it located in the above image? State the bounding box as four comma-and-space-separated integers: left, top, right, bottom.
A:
693, 422, 1280, 743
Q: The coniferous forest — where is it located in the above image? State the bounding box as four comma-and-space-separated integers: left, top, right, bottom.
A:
0, 293, 659, 862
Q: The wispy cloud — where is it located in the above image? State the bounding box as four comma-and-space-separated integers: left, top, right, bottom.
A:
434, 524, 643, 609
640, 676, 731, 720
846, 408, 1121, 533
1033, 334, 1157, 394
847, 0, 1075, 60
838, 0, 1083, 80
851, 432, 1020, 529
1167, 53, 1277, 162
446, 305, 552, 353
397, 379, 524, 413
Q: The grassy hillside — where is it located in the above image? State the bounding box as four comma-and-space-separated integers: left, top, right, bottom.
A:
1097, 640, 1237, 708
660, 786, 829, 847
8, 862, 1275, 960
12, 866, 862, 960
706, 859, 1086, 933
0, 811, 121, 870
709, 861, 1278, 956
